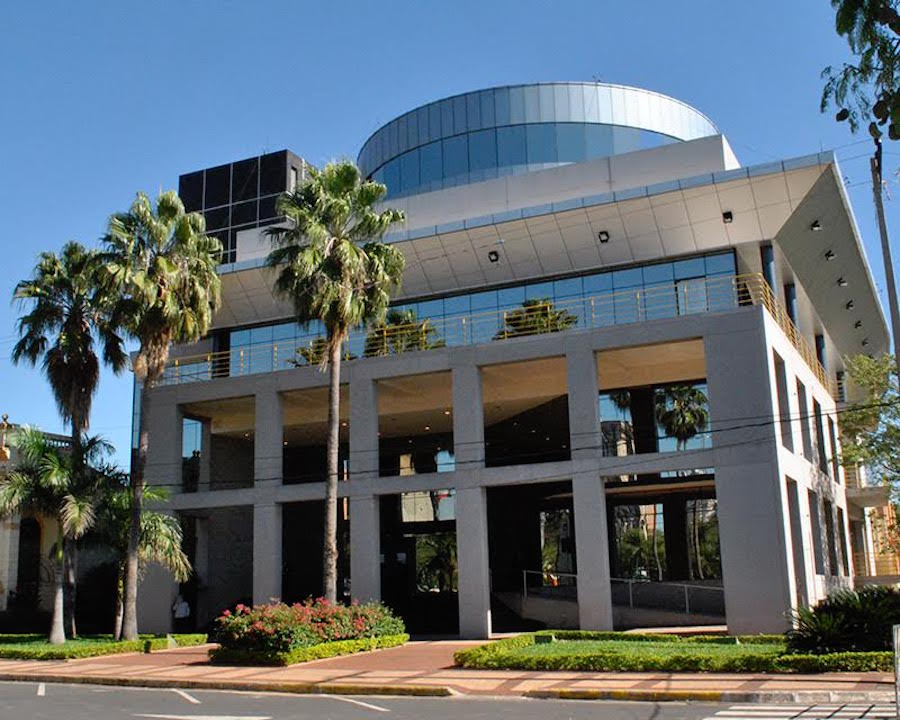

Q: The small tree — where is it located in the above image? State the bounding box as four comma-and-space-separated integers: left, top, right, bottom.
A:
364, 309, 445, 357
0, 428, 106, 644
495, 298, 578, 339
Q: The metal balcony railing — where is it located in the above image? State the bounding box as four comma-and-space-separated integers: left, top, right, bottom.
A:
159, 273, 834, 396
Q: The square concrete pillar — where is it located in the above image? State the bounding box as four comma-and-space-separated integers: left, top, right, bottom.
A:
566, 345, 600, 460
350, 378, 379, 480
572, 474, 614, 630
704, 312, 793, 634
349, 495, 381, 602
253, 502, 282, 604
456, 486, 492, 638
145, 395, 183, 492
137, 563, 178, 635
254, 388, 283, 483
198, 420, 212, 492
452, 362, 484, 469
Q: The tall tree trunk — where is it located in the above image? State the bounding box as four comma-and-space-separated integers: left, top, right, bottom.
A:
322, 334, 342, 603
64, 543, 77, 639
114, 563, 125, 641
122, 380, 151, 640
871, 144, 900, 381
49, 522, 66, 645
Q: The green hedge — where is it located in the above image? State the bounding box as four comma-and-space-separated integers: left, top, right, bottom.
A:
453, 632, 892, 673
533, 630, 785, 645
209, 633, 409, 666
0, 633, 208, 660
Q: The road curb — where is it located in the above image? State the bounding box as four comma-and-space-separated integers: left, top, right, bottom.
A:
525, 689, 896, 703
0, 673, 453, 698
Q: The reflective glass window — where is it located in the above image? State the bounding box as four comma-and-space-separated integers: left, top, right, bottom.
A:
525, 281, 553, 299
428, 103, 442, 143
467, 93, 481, 130
554, 277, 583, 298
494, 87, 511, 125
705, 252, 735, 275
453, 96, 467, 134
444, 294, 470, 317
440, 99, 454, 136
416, 106, 429, 144
497, 125, 527, 168
524, 85, 540, 123
470, 290, 498, 311
673, 257, 705, 280
272, 323, 296, 341
526, 123, 557, 165
554, 85, 569, 121
418, 299, 444, 319
250, 325, 273, 345
399, 150, 419, 192
642, 263, 674, 285
230, 329, 250, 347
612, 267, 642, 289
419, 141, 442, 187
383, 159, 400, 195
480, 89, 495, 128
406, 112, 418, 148
468, 129, 497, 172
397, 116, 408, 154
498, 285, 525, 309
556, 124, 586, 163
612, 126, 642, 154
442, 135, 469, 179
509, 86, 525, 124
583, 272, 613, 294
585, 124, 614, 158
539, 85, 555, 122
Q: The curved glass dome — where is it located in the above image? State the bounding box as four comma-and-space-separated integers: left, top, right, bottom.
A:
358, 82, 719, 199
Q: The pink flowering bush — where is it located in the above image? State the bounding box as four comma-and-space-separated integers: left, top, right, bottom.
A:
212, 599, 405, 655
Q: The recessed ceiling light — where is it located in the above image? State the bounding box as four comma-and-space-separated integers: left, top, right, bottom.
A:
810, 219, 822, 231
845, 300, 855, 310
424, 425, 431, 431
854, 320, 863, 329
824, 250, 836, 261
283, 440, 288, 446
443, 410, 451, 415
837, 277, 848, 287
722, 211, 734, 224
340, 421, 348, 427
487, 250, 500, 263
597, 230, 610, 243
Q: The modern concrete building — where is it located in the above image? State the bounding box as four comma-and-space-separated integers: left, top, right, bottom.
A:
136, 82, 895, 637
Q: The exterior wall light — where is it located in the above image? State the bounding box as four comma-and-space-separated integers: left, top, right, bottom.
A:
598, 230, 610, 243
862, 338, 870, 346
722, 211, 734, 224
824, 250, 836, 261
837, 277, 848, 287
810, 220, 822, 231
488, 250, 500, 263
845, 300, 855, 310
854, 320, 863, 328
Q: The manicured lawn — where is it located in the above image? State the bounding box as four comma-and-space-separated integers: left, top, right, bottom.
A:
454, 631, 893, 673
0, 633, 207, 660
516, 638, 784, 660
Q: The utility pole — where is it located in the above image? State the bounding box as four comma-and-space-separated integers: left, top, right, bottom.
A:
870, 136, 900, 380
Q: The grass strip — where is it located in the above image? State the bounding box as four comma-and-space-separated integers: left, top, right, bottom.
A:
0, 633, 207, 660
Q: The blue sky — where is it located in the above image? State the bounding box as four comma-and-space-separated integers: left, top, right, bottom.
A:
0, 1, 896, 467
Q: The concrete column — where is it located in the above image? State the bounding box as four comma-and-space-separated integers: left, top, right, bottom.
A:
761, 244, 776, 290
194, 516, 210, 626
572, 474, 614, 630
566, 345, 599, 460
198, 421, 212, 492
137, 563, 177, 634
349, 495, 381, 602
663, 500, 689, 580
456, 486, 492, 638
254, 388, 282, 483
145, 395, 183, 492
784, 283, 798, 327
252, 502, 282, 604
704, 312, 794, 634
815, 334, 827, 373
350, 378, 379, 481
452, 362, 484, 469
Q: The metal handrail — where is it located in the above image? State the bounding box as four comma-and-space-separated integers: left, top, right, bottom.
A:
159, 273, 835, 397
610, 577, 725, 614
522, 569, 577, 598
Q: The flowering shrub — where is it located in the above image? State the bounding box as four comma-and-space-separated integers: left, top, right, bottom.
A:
212, 599, 405, 656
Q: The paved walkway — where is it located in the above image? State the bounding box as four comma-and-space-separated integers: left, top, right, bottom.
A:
0, 641, 892, 701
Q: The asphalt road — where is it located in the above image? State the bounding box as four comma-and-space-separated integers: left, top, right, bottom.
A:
0, 681, 728, 720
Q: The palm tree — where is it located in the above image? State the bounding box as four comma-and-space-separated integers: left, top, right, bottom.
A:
364, 309, 445, 357
100, 191, 222, 640
89, 476, 190, 639
12, 241, 127, 637
266, 161, 405, 602
494, 298, 578, 339
291, 337, 356, 367
0, 428, 104, 644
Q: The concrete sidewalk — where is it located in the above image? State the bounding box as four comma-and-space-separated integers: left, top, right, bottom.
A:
0, 641, 892, 702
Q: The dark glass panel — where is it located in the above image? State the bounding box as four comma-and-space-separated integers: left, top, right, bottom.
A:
204, 206, 229, 231
556, 123, 586, 163
585, 124, 614, 158
258, 194, 278, 221
419, 141, 443, 187
496, 125, 526, 168
231, 199, 257, 227
442, 135, 469, 179
468, 129, 497, 172
526, 123, 557, 165
179, 171, 204, 212
260, 151, 287, 196
204, 164, 230, 208
231, 157, 259, 202
399, 149, 419, 192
